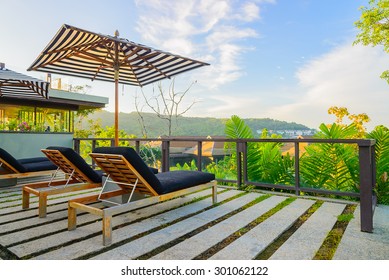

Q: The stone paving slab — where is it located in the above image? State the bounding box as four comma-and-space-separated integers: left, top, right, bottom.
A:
333, 205, 389, 260
270, 202, 346, 260
151, 195, 287, 260
1, 203, 105, 246
11, 188, 229, 259
31, 189, 239, 260
1, 184, 388, 261
210, 198, 315, 260
91, 192, 261, 260
0, 189, 101, 215
0, 190, 101, 225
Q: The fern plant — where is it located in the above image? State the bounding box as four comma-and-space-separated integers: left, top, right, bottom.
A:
367, 126, 389, 204
300, 123, 360, 192
224, 115, 294, 186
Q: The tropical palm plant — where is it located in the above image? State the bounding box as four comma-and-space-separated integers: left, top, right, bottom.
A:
367, 125, 389, 204
224, 115, 294, 186
300, 123, 360, 192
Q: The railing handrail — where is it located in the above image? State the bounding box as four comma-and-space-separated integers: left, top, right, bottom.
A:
73, 136, 376, 145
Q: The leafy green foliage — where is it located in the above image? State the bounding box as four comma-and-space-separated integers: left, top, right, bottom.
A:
300, 123, 360, 192
354, 0, 389, 83
367, 125, 389, 204
81, 111, 312, 137
225, 115, 295, 186
73, 110, 389, 205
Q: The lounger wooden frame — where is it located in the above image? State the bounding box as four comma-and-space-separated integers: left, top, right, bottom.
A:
0, 156, 56, 180
68, 153, 218, 246
22, 149, 101, 218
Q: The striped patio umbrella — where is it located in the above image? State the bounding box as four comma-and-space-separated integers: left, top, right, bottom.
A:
28, 24, 209, 145
0, 63, 49, 99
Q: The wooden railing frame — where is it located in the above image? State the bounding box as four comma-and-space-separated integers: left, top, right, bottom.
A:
73, 137, 377, 233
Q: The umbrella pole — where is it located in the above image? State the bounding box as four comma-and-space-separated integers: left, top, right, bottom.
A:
114, 73, 119, 147
114, 32, 120, 147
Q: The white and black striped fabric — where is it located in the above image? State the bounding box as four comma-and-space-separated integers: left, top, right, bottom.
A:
0, 67, 49, 99
28, 24, 209, 87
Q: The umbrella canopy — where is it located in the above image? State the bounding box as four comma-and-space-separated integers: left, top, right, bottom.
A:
28, 24, 210, 145
0, 63, 49, 99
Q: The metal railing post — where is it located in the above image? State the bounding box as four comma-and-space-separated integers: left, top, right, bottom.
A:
359, 143, 375, 233
294, 141, 300, 196
161, 140, 170, 172
74, 139, 80, 154
236, 141, 244, 188
91, 139, 97, 169
242, 141, 248, 185
197, 141, 202, 171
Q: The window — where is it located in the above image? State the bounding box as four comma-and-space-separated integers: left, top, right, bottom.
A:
0, 104, 74, 133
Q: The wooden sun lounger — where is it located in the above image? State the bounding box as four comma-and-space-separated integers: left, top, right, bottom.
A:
22, 148, 102, 218
68, 149, 217, 246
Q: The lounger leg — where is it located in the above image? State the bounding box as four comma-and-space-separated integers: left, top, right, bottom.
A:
38, 195, 47, 218
68, 205, 77, 231
22, 189, 30, 210
212, 183, 218, 204
102, 214, 112, 246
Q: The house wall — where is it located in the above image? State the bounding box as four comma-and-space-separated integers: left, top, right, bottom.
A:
0, 132, 73, 158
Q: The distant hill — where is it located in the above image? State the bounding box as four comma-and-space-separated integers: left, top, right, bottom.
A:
81, 110, 314, 137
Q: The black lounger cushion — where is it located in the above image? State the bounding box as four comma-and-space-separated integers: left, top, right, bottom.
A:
19, 157, 57, 172
46, 146, 102, 183
92, 147, 215, 195
23, 160, 57, 172
0, 148, 26, 172
93, 147, 162, 191
0, 148, 58, 173
156, 170, 215, 194
92, 147, 158, 174
18, 157, 52, 165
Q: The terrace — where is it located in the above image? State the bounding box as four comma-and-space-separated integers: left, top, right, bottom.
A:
0, 136, 388, 260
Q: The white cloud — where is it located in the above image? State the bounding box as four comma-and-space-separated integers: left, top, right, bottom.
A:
263, 43, 389, 130
201, 95, 260, 117
134, 0, 273, 88
238, 2, 261, 21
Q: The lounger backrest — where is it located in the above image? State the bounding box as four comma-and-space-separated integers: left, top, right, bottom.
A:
43, 146, 102, 183
91, 147, 163, 194
0, 148, 26, 173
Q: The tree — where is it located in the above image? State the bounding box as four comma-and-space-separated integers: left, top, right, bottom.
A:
327, 106, 370, 137
354, 0, 389, 83
135, 78, 198, 136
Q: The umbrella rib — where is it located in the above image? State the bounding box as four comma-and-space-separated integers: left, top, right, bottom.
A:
91, 53, 114, 81
116, 44, 142, 85
44, 39, 100, 55
32, 38, 111, 70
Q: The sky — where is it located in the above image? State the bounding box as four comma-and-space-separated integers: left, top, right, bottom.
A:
1, 0, 388, 130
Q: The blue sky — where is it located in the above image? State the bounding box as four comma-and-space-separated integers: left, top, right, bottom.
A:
1, 0, 388, 130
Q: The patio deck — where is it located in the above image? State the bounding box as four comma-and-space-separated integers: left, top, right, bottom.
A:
0, 183, 388, 260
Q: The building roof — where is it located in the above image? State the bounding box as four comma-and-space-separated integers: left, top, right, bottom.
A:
1, 88, 108, 110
